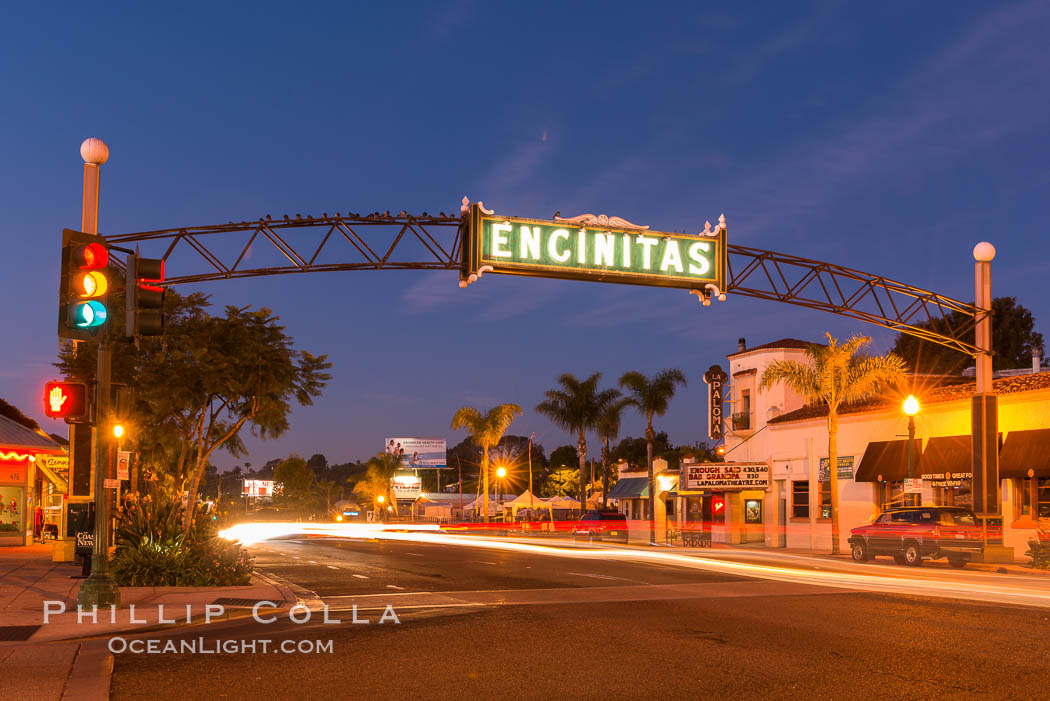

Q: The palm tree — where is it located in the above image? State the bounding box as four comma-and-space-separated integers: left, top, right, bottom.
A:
450, 404, 524, 522
351, 453, 403, 518
760, 333, 907, 555
536, 373, 621, 511
596, 397, 631, 510
619, 369, 687, 545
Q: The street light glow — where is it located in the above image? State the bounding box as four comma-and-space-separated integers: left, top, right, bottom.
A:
496, 466, 507, 478
377, 495, 385, 503
903, 394, 920, 416
113, 424, 125, 438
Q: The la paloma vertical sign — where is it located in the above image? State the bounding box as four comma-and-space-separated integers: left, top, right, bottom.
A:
703, 365, 728, 441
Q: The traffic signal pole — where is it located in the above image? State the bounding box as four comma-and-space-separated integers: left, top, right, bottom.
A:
77, 138, 120, 609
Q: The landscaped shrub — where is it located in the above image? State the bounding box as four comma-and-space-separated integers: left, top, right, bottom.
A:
111, 486, 253, 586
1025, 528, 1050, 570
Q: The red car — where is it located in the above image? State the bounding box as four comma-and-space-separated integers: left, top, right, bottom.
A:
848, 506, 984, 567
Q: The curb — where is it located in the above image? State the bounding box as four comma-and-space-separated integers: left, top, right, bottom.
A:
61, 640, 112, 701
253, 570, 324, 610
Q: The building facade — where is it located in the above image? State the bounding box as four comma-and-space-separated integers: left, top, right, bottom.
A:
704, 338, 1049, 556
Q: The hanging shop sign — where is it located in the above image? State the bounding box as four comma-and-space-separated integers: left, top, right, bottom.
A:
920, 471, 972, 488
682, 462, 770, 491
461, 203, 727, 296
818, 456, 854, 482
703, 365, 729, 441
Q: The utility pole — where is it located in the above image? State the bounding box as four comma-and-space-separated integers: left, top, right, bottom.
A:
78, 138, 120, 609
528, 432, 534, 509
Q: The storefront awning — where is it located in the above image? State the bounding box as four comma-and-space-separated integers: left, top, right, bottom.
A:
999, 428, 1050, 478
607, 476, 649, 499
920, 436, 971, 477
854, 439, 921, 482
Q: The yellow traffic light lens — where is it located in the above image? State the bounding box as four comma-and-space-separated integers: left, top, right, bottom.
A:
77, 271, 108, 298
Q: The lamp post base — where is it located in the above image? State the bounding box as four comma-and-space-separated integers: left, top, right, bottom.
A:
78, 574, 121, 608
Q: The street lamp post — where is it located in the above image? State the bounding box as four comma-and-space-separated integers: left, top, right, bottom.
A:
903, 394, 920, 506
495, 466, 506, 521
78, 138, 120, 610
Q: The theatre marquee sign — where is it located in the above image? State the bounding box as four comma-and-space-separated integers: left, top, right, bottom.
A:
682, 462, 770, 491
461, 202, 727, 296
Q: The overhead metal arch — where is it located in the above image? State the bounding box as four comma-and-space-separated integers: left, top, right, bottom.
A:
103, 211, 988, 357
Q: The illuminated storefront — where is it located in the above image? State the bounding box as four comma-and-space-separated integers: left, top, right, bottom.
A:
0, 414, 65, 546
722, 338, 1050, 555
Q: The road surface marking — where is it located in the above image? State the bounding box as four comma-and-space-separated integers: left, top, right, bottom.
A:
476, 561, 497, 565
406, 553, 424, 557
386, 584, 405, 590
352, 574, 369, 579
292, 556, 300, 559
568, 572, 627, 581
308, 560, 318, 564
327, 565, 340, 570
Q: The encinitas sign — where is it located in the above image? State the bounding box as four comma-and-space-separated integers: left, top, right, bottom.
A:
461, 204, 727, 295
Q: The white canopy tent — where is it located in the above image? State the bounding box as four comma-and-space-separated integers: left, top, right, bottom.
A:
501, 490, 554, 520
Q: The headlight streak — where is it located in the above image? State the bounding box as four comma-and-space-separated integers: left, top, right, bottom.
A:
219, 522, 1050, 609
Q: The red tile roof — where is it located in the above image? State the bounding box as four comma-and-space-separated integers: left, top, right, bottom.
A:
767, 370, 1050, 425
728, 338, 817, 357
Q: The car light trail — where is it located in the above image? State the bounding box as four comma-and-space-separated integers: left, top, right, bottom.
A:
220, 522, 1050, 609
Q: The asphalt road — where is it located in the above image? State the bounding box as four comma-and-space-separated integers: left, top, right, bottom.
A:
109, 537, 1050, 700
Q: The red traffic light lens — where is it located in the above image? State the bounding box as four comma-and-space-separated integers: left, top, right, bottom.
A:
74, 242, 109, 270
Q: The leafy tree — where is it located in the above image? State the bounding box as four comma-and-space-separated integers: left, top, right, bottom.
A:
610, 433, 673, 469
540, 467, 579, 498
306, 453, 329, 477
274, 454, 314, 497
596, 397, 631, 509
0, 397, 41, 431
620, 369, 687, 545
450, 404, 524, 521
548, 445, 579, 470
760, 333, 907, 555
55, 291, 332, 536
891, 296, 1044, 374
536, 373, 620, 510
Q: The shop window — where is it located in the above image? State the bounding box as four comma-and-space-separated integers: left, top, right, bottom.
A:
1039, 478, 1050, 518
792, 480, 809, 518
882, 481, 906, 510
819, 481, 832, 519
1018, 478, 1031, 515
665, 499, 675, 517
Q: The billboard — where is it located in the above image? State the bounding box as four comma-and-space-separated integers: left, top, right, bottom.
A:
243, 479, 274, 497
384, 437, 446, 469
681, 462, 770, 491
391, 472, 422, 500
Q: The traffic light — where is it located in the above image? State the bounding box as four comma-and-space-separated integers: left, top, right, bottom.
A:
58, 229, 111, 340
43, 381, 89, 421
125, 253, 165, 337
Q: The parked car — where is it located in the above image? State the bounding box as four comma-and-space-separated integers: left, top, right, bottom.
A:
848, 506, 984, 567
573, 510, 629, 543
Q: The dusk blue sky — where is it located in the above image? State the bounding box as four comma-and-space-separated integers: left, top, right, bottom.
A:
4, 2, 1048, 470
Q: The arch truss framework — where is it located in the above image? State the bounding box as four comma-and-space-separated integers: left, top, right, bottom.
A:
103, 210, 988, 357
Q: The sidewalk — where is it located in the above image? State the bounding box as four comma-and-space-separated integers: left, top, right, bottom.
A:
515, 530, 1046, 577
0, 544, 299, 700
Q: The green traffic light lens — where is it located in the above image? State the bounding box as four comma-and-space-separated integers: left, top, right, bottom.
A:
72, 300, 108, 328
